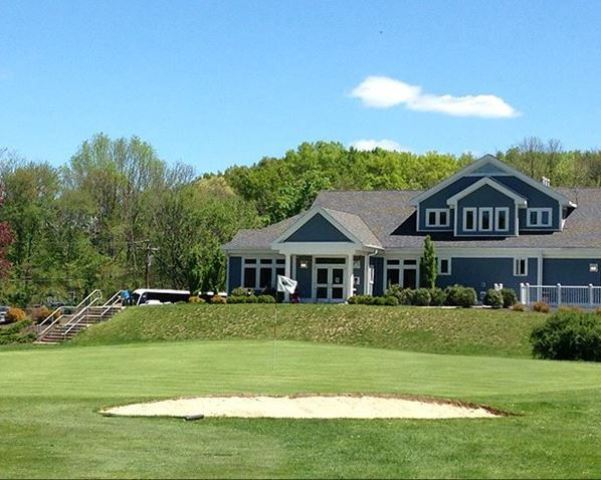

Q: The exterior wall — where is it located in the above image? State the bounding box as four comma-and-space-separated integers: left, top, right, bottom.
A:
285, 213, 351, 242
436, 257, 538, 296
494, 176, 560, 231
295, 256, 313, 299
227, 256, 242, 292
370, 256, 385, 296
418, 176, 476, 231
353, 256, 365, 295
455, 184, 516, 236
542, 258, 601, 286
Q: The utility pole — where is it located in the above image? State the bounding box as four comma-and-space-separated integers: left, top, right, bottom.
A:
144, 240, 159, 288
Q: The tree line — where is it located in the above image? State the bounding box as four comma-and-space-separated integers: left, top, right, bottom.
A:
1, 134, 601, 306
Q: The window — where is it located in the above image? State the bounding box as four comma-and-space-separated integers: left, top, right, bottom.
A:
243, 258, 283, 289
438, 258, 451, 275
425, 208, 450, 227
463, 208, 476, 232
527, 208, 552, 227
479, 208, 493, 231
495, 207, 509, 231
514, 258, 528, 276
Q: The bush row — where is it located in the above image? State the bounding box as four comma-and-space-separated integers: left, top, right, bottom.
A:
349, 285, 481, 308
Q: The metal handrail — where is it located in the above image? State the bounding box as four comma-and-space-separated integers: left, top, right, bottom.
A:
62, 296, 103, 337
37, 289, 103, 339
37, 306, 64, 329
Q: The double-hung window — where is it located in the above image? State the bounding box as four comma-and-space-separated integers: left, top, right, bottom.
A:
495, 207, 509, 232
425, 208, 450, 228
514, 258, 528, 276
243, 258, 285, 289
463, 208, 477, 232
479, 208, 493, 231
527, 208, 552, 227
438, 257, 451, 275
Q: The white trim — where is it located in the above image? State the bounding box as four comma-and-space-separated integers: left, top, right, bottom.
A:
446, 177, 527, 207
478, 207, 493, 232
240, 256, 286, 290
462, 207, 477, 232
425, 208, 450, 227
384, 247, 601, 258
526, 207, 553, 227
495, 207, 510, 232
514, 257, 528, 276
410, 155, 576, 207
438, 257, 451, 276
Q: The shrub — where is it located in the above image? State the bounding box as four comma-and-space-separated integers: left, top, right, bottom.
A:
188, 296, 206, 304
210, 295, 227, 304
429, 288, 447, 306
257, 295, 276, 303
596, 307, 601, 316
398, 289, 415, 306
31, 306, 52, 323
245, 295, 258, 303
558, 305, 583, 313
413, 288, 431, 306
348, 295, 374, 305
445, 285, 476, 308
512, 303, 526, 312
385, 284, 403, 302
227, 296, 246, 304
500, 288, 518, 308
530, 311, 601, 361
483, 289, 503, 309
231, 287, 252, 297
532, 301, 550, 313
383, 295, 399, 306
372, 296, 387, 306
5, 307, 27, 323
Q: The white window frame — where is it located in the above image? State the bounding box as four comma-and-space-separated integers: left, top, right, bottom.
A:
438, 257, 451, 276
478, 207, 493, 232
242, 257, 285, 290
526, 208, 552, 227
463, 207, 477, 232
425, 208, 450, 227
495, 207, 509, 232
513, 257, 528, 276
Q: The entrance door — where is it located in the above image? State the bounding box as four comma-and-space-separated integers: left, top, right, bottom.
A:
403, 268, 417, 289
315, 266, 345, 301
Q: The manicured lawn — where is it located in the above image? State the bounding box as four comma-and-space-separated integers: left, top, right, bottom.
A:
1, 340, 601, 478
73, 304, 546, 358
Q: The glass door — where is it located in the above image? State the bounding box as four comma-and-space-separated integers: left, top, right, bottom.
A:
315, 266, 346, 301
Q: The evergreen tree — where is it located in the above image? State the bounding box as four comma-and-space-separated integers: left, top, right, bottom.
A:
420, 235, 437, 289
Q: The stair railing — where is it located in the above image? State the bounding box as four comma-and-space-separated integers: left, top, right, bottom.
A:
99, 290, 124, 317
37, 306, 65, 332
62, 292, 104, 337
37, 289, 103, 339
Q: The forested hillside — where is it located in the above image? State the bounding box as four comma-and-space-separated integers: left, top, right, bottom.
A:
1, 134, 601, 306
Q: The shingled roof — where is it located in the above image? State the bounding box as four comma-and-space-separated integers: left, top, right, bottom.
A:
223, 187, 601, 251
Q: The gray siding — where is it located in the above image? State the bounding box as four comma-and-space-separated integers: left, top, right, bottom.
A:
285, 213, 351, 242
437, 257, 538, 295
296, 256, 313, 298
227, 256, 242, 292
542, 258, 601, 286
456, 184, 516, 236
371, 256, 384, 296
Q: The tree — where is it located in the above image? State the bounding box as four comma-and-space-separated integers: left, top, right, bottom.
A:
0, 183, 13, 279
420, 235, 437, 289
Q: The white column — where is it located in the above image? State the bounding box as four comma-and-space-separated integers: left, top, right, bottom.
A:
284, 253, 292, 302
346, 253, 354, 300
363, 254, 370, 296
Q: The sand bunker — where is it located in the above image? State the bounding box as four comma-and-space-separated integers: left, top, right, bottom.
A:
102, 395, 500, 419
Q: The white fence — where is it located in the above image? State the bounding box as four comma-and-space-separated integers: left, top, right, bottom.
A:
520, 283, 601, 308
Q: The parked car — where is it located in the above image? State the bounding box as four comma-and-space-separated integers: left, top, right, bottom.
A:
0, 306, 9, 324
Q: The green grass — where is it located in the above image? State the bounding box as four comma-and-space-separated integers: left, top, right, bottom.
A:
1, 339, 601, 478
73, 304, 546, 358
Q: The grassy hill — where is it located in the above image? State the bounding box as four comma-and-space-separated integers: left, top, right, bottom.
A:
73, 304, 546, 358
1, 340, 601, 478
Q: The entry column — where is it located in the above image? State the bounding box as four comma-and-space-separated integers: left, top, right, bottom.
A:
284, 253, 292, 302
346, 253, 354, 300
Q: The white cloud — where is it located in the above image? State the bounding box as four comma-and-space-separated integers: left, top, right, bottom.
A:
350, 139, 409, 152
350, 76, 519, 118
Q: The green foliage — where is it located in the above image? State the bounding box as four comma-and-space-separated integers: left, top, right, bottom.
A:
500, 288, 518, 308
256, 295, 276, 304
483, 289, 504, 309
412, 288, 431, 306
210, 295, 227, 304
347, 295, 373, 305
0, 319, 35, 345
530, 311, 601, 361
187, 296, 205, 304
231, 287, 253, 297
383, 295, 400, 306
419, 235, 437, 289
371, 296, 387, 306
429, 288, 447, 306
445, 285, 477, 308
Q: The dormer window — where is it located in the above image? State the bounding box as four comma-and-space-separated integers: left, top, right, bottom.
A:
425, 208, 450, 227
495, 207, 509, 231
463, 208, 476, 232
527, 208, 552, 227
479, 208, 493, 231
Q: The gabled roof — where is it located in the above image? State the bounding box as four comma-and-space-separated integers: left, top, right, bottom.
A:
271, 206, 382, 248
410, 155, 576, 207
446, 177, 527, 207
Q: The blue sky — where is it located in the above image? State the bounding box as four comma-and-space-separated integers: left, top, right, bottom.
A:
1, 0, 600, 174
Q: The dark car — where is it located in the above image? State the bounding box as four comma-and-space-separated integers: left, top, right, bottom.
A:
0, 306, 9, 324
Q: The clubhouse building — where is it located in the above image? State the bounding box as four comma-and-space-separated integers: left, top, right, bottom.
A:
222, 155, 601, 303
